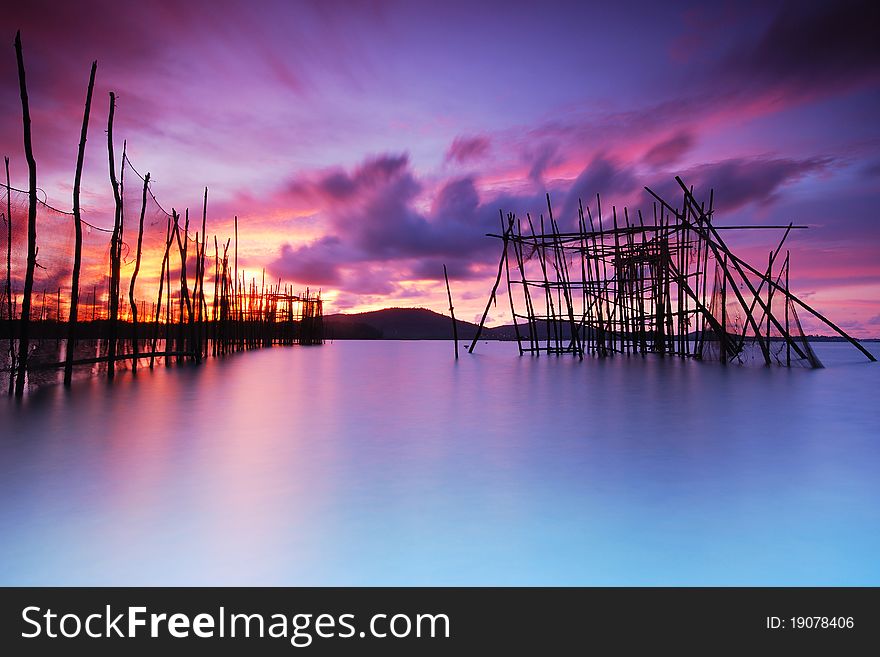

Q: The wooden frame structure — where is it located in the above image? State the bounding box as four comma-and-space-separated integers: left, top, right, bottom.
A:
0, 32, 323, 396
469, 178, 875, 368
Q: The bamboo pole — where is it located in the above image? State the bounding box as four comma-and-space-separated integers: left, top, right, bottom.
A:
500, 212, 523, 354
468, 219, 513, 353
64, 60, 97, 387
106, 94, 124, 380
586, 204, 607, 355
212, 235, 219, 356
234, 214, 239, 350
150, 215, 171, 369
659, 184, 813, 362
13, 31, 38, 398
198, 187, 208, 360
165, 220, 172, 366
443, 264, 459, 359
513, 217, 538, 354
5, 157, 14, 395
193, 231, 202, 359
127, 170, 149, 372
577, 200, 592, 355
547, 195, 580, 358
173, 209, 193, 363
785, 252, 791, 367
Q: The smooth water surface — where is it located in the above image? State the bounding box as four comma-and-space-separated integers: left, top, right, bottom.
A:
1, 341, 878, 585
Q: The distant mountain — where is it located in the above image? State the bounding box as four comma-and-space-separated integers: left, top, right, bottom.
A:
322, 308, 879, 342
324, 307, 504, 340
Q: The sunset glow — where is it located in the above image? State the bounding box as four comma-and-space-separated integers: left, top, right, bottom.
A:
1, 0, 878, 334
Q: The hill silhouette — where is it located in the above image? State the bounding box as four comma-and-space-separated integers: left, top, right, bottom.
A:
324, 307, 506, 340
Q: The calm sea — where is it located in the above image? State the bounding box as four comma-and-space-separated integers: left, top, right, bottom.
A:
1, 340, 878, 585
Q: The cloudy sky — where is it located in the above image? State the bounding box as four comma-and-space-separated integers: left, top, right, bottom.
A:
1, 0, 878, 334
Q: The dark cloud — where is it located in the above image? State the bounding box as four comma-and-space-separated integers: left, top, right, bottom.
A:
269, 237, 344, 286
272, 151, 835, 294
676, 156, 831, 211
561, 156, 639, 222
719, 0, 880, 96
445, 136, 491, 164
862, 160, 880, 179
408, 257, 489, 282
643, 132, 695, 167
290, 154, 410, 203
272, 154, 532, 292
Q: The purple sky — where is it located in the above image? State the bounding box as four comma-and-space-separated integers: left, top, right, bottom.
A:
2, 0, 879, 334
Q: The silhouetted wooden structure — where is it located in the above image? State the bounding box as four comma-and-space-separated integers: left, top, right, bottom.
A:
0, 32, 323, 396
470, 179, 875, 368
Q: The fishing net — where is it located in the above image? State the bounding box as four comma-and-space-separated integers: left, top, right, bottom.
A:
0, 183, 111, 323
698, 257, 821, 368
1, 148, 322, 391
485, 187, 834, 369
0, 151, 198, 384
0, 153, 209, 325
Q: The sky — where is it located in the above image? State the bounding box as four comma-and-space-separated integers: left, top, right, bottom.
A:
1, 0, 879, 335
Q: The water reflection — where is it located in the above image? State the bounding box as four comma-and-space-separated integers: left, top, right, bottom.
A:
1, 341, 878, 584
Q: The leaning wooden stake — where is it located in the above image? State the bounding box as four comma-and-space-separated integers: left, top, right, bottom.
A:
468, 220, 513, 353
13, 31, 38, 398
198, 187, 208, 361
64, 60, 97, 387
128, 170, 149, 373
174, 209, 193, 361
443, 264, 458, 359
501, 211, 523, 355
671, 180, 866, 362
106, 93, 124, 380
5, 156, 14, 395
150, 215, 171, 369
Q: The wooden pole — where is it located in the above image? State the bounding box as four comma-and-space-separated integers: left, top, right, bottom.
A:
785, 252, 791, 367
577, 200, 592, 355
5, 157, 14, 395
198, 187, 207, 359
64, 60, 96, 387
548, 195, 580, 358
513, 215, 538, 354
501, 212, 523, 354
150, 215, 171, 369
720, 253, 728, 364
173, 209, 193, 361
468, 219, 513, 353
665, 181, 849, 362
13, 31, 38, 398
234, 214, 239, 349
106, 94, 124, 380
128, 170, 149, 373
165, 220, 172, 366
212, 235, 219, 356
155, 220, 169, 362
443, 264, 458, 359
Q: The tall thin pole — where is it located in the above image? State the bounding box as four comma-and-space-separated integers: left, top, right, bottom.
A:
785, 251, 791, 367
720, 254, 728, 365
106, 93, 123, 380
13, 31, 38, 398
128, 170, 150, 373
234, 214, 239, 348
468, 220, 512, 353
5, 157, 14, 395
64, 60, 97, 387
199, 187, 207, 360
443, 264, 458, 359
